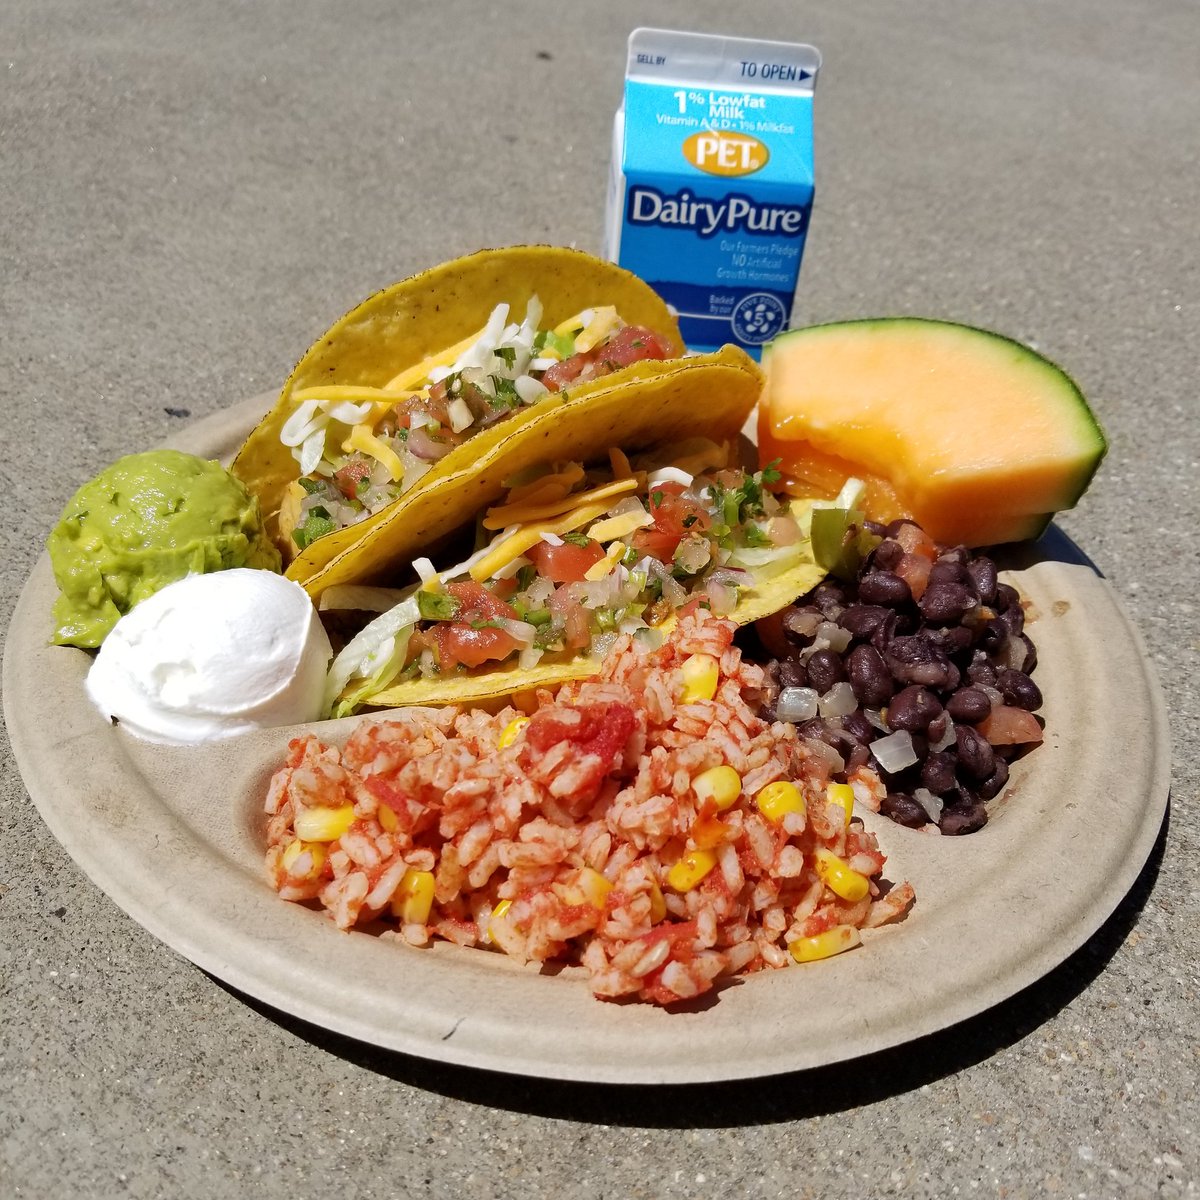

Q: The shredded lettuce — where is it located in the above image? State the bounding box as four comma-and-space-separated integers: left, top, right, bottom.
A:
323, 592, 422, 717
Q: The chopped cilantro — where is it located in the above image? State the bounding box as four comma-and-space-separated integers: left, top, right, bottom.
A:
561, 530, 591, 547
489, 375, 521, 408
494, 346, 517, 368
355, 477, 371, 499
397, 427, 409, 442
682, 513, 698, 528
650, 489, 665, 508
760, 458, 782, 485
515, 564, 537, 592
298, 477, 324, 495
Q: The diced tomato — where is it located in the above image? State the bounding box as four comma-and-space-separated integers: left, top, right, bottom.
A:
334, 457, 372, 499
691, 798, 734, 849
678, 596, 711, 620
524, 700, 636, 764
540, 324, 674, 392
527, 538, 606, 583
547, 584, 593, 649
977, 705, 1044, 746
430, 581, 522, 671
894, 521, 937, 561
630, 483, 711, 563
894, 551, 932, 600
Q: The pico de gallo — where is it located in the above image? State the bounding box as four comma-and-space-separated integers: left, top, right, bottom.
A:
276, 298, 675, 553
321, 440, 814, 717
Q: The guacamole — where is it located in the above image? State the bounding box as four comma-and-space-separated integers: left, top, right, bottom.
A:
47, 449, 282, 648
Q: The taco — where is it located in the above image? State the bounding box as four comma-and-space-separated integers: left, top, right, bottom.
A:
313, 355, 827, 717
232, 245, 687, 582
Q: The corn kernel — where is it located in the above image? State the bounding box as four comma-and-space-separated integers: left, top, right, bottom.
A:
293, 804, 355, 843
280, 839, 326, 880
577, 867, 613, 909
813, 847, 871, 903
666, 847, 717, 892
487, 898, 513, 942
390, 868, 435, 924
788, 924, 862, 963
647, 878, 667, 923
680, 653, 719, 703
755, 780, 806, 824
376, 802, 399, 833
826, 782, 855, 828
498, 715, 530, 749
693, 764, 742, 811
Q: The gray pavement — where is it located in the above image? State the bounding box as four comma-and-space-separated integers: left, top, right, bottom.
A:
2, 1, 1197, 1197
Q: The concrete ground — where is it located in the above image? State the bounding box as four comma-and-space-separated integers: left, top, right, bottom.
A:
2, 1, 1196, 1197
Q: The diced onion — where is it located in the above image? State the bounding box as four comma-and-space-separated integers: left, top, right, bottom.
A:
647, 467, 693, 488
496, 618, 538, 647
540, 531, 564, 546
446, 397, 475, 433
514, 376, 548, 405
776, 687, 819, 723
914, 788, 945, 822
818, 681, 858, 718
871, 730, 919, 774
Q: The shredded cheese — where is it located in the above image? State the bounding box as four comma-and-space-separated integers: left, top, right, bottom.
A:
343, 425, 405, 482
469, 500, 614, 582
587, 508, 652, 542
482, 477, 638, 530
583, 541, 627, 581
381, 324, 490, 392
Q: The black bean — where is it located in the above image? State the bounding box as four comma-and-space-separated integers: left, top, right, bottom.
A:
839, 604, 893, 640
870, 539, 904, 571
887, 685, 943, 732
846, 743, 871, 771
994, 582, 1021, 612
977, 756, 1010, 800
946, 685, 992, 723
839, 710, 875, 745
812, 582, 847, 618
928, 560, 971, 588
921, 750, 958, 794
797, 718, 857, 760
997, 604, 1025, 636
919, 580, 975, 624
886, 636, 954, 689
805, 649, 846, 693
996, 668, 1042, 711
780, 605, 821, 646
940, 801, 989, 835
979, 617, 1010, 654
968, 557, 998, 604
778, 658, 808, 689
966, 652, 998, 688
926, 711, 950, 745
924, 624, 973, 657
858, 571, 912, 607
846, 644, 895, 707
1012, 632, 1038, 674
955, 725, 996, 781
881, 792, 929, 828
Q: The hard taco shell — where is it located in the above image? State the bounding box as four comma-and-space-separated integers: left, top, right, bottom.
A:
232, 245, 684, 582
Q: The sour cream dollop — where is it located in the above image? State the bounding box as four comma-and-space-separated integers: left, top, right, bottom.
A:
86, 569, 332, 745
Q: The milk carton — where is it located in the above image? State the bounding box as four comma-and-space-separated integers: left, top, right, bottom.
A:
605, 28, 821, 357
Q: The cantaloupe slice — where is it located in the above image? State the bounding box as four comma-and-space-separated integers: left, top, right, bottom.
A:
758, 318, 1107, 546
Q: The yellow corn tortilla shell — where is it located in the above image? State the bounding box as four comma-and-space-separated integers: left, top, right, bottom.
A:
231, 245, 684, 582
305, 345, 764, 600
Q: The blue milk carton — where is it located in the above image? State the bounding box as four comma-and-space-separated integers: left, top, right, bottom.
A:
605, 28, 821, 357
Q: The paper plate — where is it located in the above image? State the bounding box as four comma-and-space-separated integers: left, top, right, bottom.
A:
3, 396, 1171, 1083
